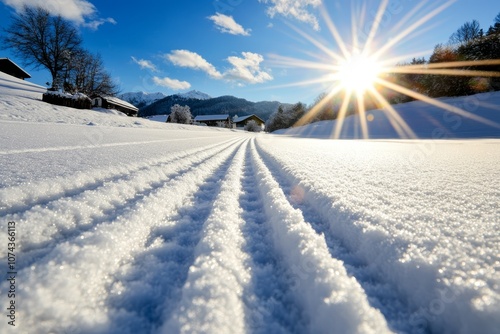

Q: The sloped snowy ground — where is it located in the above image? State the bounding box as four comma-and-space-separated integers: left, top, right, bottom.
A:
0, 73, 499, 334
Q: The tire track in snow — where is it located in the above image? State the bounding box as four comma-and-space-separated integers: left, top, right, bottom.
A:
254, 140, 414, 333
0, 138, 246, 334
248, 138, 392, 334
0, 137, 241, 216
0, 138, 245, 274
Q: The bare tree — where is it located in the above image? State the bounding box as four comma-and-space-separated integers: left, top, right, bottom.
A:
449, 20, 482, 45
65, 49, 118, 96
2, 6, 82, 89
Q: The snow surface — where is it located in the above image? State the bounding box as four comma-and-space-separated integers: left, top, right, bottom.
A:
1, 72, 499, 334
275, 93, 500, 139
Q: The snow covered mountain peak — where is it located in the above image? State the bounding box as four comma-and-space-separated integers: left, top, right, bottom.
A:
119, 91, 167, 108
177, 90, 212, 100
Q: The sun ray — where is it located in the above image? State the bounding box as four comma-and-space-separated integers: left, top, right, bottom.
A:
319, 3, 352, 59
368, 87, 417, 138
333, 90, 354, 139
295, 85, 345, 127
393, 59, 500, 70
362, 0, 390, 57
388, 68, 500, 77
268, 54, 338, 71
376, 78, 500, 128
285, 22, 345, 63
372, 0, 456, 59
389, 0, 432, 34
356, 91, 369, 139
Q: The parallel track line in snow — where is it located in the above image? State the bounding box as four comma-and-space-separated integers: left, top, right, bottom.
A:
240, 145, 307, 334
103, 139, 248, 333
0, 137, 241, 216
254, 138, 477, 334
0, 138, 246, 333
248, 138, 392, 334
0, 138, 246, 273
254, 139, 414, 333
159, 139, 250, 334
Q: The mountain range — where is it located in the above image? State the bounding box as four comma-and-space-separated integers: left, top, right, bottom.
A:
120, 90, 289, 121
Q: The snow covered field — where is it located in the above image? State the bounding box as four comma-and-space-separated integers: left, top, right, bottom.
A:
0, 72, 499, 334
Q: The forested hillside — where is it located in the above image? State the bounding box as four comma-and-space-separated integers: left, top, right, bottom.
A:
139, 94, 290, 121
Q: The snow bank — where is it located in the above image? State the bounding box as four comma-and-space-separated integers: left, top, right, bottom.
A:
276, 92, 500, 139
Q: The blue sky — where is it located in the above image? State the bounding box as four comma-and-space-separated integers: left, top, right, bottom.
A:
1, 0, 499, 104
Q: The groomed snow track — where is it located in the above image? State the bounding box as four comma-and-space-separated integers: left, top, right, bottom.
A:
1, 121, 499, 334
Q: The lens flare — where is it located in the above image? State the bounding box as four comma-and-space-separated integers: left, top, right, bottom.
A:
269, 0, 500, 139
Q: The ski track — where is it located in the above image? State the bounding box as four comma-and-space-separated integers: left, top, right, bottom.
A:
1, 131, 498, 333
0, 137, 246, 333
0, 137, 243, 274
254, 140, 414, 333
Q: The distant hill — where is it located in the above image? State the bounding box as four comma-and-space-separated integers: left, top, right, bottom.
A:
139, 94, 290, 121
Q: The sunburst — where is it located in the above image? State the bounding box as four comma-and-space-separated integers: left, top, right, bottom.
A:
270, 0, 500, 139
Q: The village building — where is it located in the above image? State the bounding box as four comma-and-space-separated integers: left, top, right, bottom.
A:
233, 114, 265, 129
194, 114, 232, 128
0, 58, 31, 80
92, 95, 138, 116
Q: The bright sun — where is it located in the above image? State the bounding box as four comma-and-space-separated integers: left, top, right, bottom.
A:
336, 54, 381, 94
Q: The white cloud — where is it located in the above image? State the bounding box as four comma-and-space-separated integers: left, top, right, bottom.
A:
165, 50, 273, 85
259, 0, 322, 31
152, 76, 191, 90
165, 50, 223, 79
2, 0, 115, 28
225, 52, 273, 84
131, 57, 158, 72
83, 17, 117, 30
208, 13, 251, 36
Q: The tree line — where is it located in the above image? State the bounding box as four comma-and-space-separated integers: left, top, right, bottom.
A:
1, 6, 117, 96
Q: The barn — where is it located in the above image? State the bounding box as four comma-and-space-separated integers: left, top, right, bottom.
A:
0, 58, 31, 80
194, 114, 232, 128
92, 95, 138, 116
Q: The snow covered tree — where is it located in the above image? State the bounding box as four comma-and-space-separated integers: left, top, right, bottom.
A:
170, 104, 192, 124
244, 120, 261, 132
1, 6, 82, 90
266, 103, 306, 132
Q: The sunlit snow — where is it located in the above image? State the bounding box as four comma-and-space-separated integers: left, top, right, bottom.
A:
0, 72, 499, 333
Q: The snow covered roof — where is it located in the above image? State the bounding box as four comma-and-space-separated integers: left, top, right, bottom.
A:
98, 95, 138, 112
0, 58, 31, 79
194, 114, 230, 121
233, 114, 265, 124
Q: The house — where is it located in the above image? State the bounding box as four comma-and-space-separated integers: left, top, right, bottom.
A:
92, 95, 138, 116
0, 58, 31, 80
233, 114, 265, 129
194, 114, 232, 128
